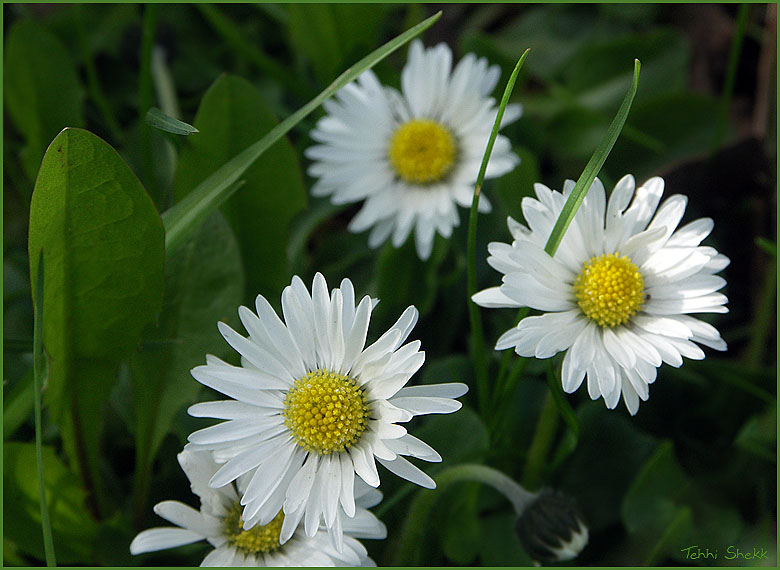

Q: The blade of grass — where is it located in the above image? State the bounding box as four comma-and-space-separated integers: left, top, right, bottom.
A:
544, 59, 641, 257
466, 50, 530, 418
162, 11, 442, 255
33, 250, 56, 567
139, 4, 158, 198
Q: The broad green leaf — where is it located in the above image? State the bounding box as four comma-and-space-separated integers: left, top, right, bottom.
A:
442, 486, 481, 564
3, 369, 34, 439
145, 107, 199, 136
28, 128, 165, 511
734, 404, 776, 462
560, 29, 689, 111
174, 74, 305, 299
415, 406, 489, 465
4, 19, 85, 180
161, 11, 441, 254
130, 211, 244, 518
610, 93, 720, 176
558, 402, 656, 533
479, 512, 534, 566
287, 4, 389, 86
622, 441, 744, 564
3, 442, 99, 564
374, 236, 449, 324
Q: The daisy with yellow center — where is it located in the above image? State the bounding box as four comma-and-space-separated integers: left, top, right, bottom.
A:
306, 39, 521, 260
185, 273, 467, 548
129, 450, 386, 566
473, 175, 728, 414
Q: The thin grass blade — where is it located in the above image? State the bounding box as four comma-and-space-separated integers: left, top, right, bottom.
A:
145, 107, 199, 136
162, 11, 442, 254
466, 50, 529, 416
544, 59, 641, 257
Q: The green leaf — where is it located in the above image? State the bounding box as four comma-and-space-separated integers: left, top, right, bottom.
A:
734, 404, 776, 462
130, 211, 244, 520
374, 236, 449, 324
558, 402, 656, 533
479, 513, 534, 566
287, 4, 389, 86
174, 74, 305, 298
622, 441, 744, 564
441, 486, 481, 564
161, 11, 441, 254
145, 107, 199, 136
3, 369, 34, 439
415, 406, 490, 465
28, 128, 165, 512
4, 19, 85, 180
3, 442, 99, 564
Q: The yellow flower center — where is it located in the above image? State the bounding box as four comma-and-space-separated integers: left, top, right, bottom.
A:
573, 253, 645, 328
388, 119, 456, 184
223, 503, 284, 555
283, 369, 368, 455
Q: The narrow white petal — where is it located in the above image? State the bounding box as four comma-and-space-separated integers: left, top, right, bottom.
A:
130, 527, 203, 554
376, 455, 435, 488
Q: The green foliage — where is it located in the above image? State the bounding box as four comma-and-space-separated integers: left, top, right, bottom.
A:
174, 75, 306, 300
129, 212, 244, 518
145, 107, 199, 136
4, 442, 99, 564
28, 128, 165, 512
4, 19, 85, 180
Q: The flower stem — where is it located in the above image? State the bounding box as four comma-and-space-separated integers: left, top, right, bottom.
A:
467, 50, 529, 417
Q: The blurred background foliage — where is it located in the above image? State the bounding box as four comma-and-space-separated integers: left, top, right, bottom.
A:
3, 3, 776, 566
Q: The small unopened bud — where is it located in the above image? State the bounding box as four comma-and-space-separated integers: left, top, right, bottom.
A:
515, 489, 588, 563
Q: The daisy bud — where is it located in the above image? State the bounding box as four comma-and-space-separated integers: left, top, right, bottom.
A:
515, 489, 589, 563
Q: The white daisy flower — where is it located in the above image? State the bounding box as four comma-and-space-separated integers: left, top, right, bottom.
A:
305, 39, 522, 260
186, 273, 467, 546
129, 449, 385, 566
473, 175, 729, 414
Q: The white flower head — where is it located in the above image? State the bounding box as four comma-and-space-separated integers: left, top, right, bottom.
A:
186, 273, 467, 546
473, 175, 729, 414
129, 449, 385, 566
306, 39, 522, 260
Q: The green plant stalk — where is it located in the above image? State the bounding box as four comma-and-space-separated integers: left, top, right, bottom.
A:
394, 463, 535, 565
151, 48, 182, 209
162, 11, 442, 254
33, 251, 56, 567
491, 306, 529, 414
466, 50, 530, 418
75, 5, 123, 143
522, 387, 558, 490
712, 4, 749, 152
490, 354, 527, 437
543, 59, 640, 256
196, 4, 311, 100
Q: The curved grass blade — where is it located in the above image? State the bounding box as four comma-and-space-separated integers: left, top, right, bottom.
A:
162, 11, 442, 254
145, 107, 199, 136
33, 250, 56, 567
544, 59, 641, 257
466, 50, 530, 416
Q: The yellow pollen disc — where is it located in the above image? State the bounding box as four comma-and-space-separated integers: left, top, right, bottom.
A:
574, 253, 645, 328
388, 119, 456, 184
223, 503, 284, 555
283, 369, 368, 455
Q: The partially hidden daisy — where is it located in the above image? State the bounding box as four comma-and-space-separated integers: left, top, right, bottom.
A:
186, 273, 467, 546
305, 39, 522, 260
130, 449, 385, 566
473, 175, 729, 414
